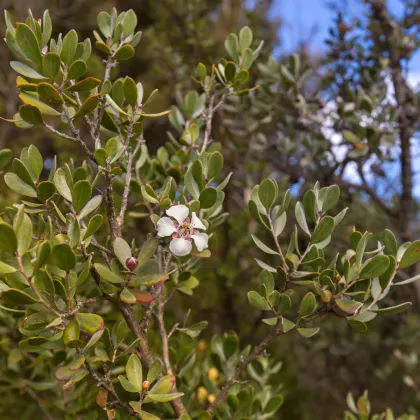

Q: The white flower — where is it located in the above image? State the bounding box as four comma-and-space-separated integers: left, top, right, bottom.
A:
157, 205, 209, 256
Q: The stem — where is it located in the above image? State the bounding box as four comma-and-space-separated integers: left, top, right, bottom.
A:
81, 351, 137, 416
207, 323, 283, 415
16, 254, 61, 317
156, 294, 186, 416
200, 93, 214, 153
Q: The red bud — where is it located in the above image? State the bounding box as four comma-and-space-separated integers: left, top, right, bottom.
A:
125, 257, 138, 271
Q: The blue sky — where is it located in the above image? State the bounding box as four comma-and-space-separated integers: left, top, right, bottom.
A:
271, 0, 420, 72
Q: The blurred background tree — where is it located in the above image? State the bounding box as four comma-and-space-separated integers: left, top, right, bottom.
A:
1, 0, 420, 419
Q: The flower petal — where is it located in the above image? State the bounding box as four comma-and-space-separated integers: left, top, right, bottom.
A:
169, 238, 192, 256
157, 217, 177, 237
166, 205, 189, 224
191, 212, 206, 230
191, 233, 209, 252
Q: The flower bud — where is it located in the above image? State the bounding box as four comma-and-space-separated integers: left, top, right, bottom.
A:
142, 380, 150, 390
320, 290, 333, 303
125, 257, 138, 271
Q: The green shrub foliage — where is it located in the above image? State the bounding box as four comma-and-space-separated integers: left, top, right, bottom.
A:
0, 7, 418, 420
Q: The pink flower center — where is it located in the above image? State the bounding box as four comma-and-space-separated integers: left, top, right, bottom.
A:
172, 217, 198, 242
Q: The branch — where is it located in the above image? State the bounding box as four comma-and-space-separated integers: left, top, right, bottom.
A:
44, 122, 96, 163
117, 148, 133, 229
207, 323, 283, 415
156, 293, 187, 416
81, 351, 137, 416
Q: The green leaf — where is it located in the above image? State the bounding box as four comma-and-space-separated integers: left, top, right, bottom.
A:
273, 211, 287, 236
120, 288, 136, 304
67, 77, 101, 92
147, 360, 161, 383
208, 152, 223, 179
16, 24, 42, 66
41, 10, 52, 47
61, 29, 78, 65
63, 320, 80, 345
4, 173, 37, 197
66, 214, 80, 248
1, 288, 38, 305
373, 302, 412, 314
113, 237, 132, 268
126, 354, 142, 392
295, 201, 310, 235
399, 240, 420, 268
265, 395, 284, 415
19, 92, 61, 116
251, 234, 278, 255
94, 263, 123, 284
247, 291, 270, 310
239, 26, 253, 51
72, 180, 92, 212
43, 52, 61, 80
199, 187, 218, 209
348, 320, 368, 332
10, 61, 46, 79
137, 238, 159, 267
297, 327, 320, 338
147, 392, 184, 402
79, 195, 102, 219
75, 95, 99, 118
75, 313, 104, 334
0, 223, 17, 253
37, 82, 63, 103
299, 292, 316, 317
381, 229, 398, 256
68, 60, 87, 80
12, 158, 35, 187
52, 243, 76, 271
224, 61, 236, 82
359, 255, 390, 279
335, 299, 362, 315
28, 145, 43, 179
37, 181, 56, 201
0, 261, 17, 274
356, 232, 370, 268
225, 33, 239, 62
311, 216, 334, 244
322, 185, 340, 212
19, 104, 43, 125
0, 149, 12, 169
123, 9, 138, 37
134, 273, 169, 286
35, 240, 51, 269
83, 214, 103, 239
14, 209, 32, 255
54, 168, 72, 201
97, 11, 112, 38
113, 44, 135, 61
123, 77, 138, 106
281, 317, 295, 333
258, 178, 277, 209
118, 375, 138, 393
148, 375, 173, 395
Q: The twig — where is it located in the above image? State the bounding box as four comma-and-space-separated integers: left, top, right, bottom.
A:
117, 148, 133, 229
